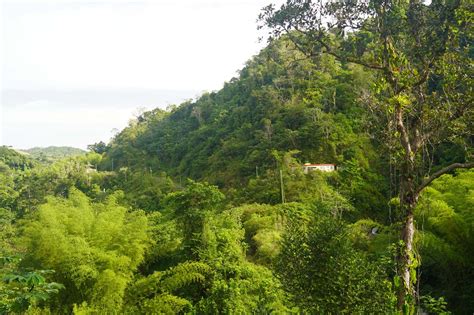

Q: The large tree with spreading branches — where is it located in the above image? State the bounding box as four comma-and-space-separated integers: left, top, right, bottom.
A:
259, 0, 473, 311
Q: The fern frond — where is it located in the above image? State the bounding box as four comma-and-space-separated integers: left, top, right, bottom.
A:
161, 261, 211, 292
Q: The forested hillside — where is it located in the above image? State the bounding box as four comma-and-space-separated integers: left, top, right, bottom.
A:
24, 147, 86, 164
1, 0, 473, 313
104, 39, 376, 184
101, 39, 389, 218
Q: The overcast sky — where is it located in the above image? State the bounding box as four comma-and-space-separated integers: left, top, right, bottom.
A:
1, 0, 277, 149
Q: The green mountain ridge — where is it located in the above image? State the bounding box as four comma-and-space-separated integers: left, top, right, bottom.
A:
98, 38, 389, 219
102, 39, 384, 194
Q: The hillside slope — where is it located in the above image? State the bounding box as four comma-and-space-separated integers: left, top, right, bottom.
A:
0, 146, 37, 170
105, 41, 380, 179
100, 39, 389, 216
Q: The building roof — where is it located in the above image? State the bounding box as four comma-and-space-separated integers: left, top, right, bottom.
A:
303, 163, 335, 166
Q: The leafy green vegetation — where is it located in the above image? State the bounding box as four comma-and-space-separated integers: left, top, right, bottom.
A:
0, 146, 36, 171
0, 1, 472, 312
24, 146, 86, 164
416, 170, 474, 314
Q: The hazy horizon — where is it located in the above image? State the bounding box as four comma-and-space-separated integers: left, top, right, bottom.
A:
1, 88, 199, 149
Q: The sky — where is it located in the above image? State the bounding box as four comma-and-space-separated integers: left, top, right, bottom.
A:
0, 0, 278, 149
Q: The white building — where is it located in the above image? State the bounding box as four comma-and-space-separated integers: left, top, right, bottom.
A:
303, 163, 336, 173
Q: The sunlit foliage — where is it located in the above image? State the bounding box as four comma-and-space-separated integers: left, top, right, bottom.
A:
20, 189, 149, 313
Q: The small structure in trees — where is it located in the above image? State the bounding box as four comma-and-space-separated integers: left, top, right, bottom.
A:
302, 163, 335, 173
85, 163, 97, 174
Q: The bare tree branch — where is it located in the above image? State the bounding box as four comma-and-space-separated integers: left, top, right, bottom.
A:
417, 162, 474, 194
318, 39, 385, 70
291, 27, 386, 70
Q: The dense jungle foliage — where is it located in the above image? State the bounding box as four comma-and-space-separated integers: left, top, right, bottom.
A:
1, 0, 473, 313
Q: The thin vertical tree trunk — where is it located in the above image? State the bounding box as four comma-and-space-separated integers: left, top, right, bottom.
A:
395, 103, 419, 311
398, 207, 416, 310
397, 162, 419, 311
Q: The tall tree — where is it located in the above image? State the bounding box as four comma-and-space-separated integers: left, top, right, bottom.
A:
277, 214, 394, 313
259, 0, 473, 310
165, 180, 225, 258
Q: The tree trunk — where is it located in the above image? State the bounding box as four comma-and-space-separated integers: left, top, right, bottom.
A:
394, 101, 420, 311
397, 174, 418, 311
398, 210, 416, 309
